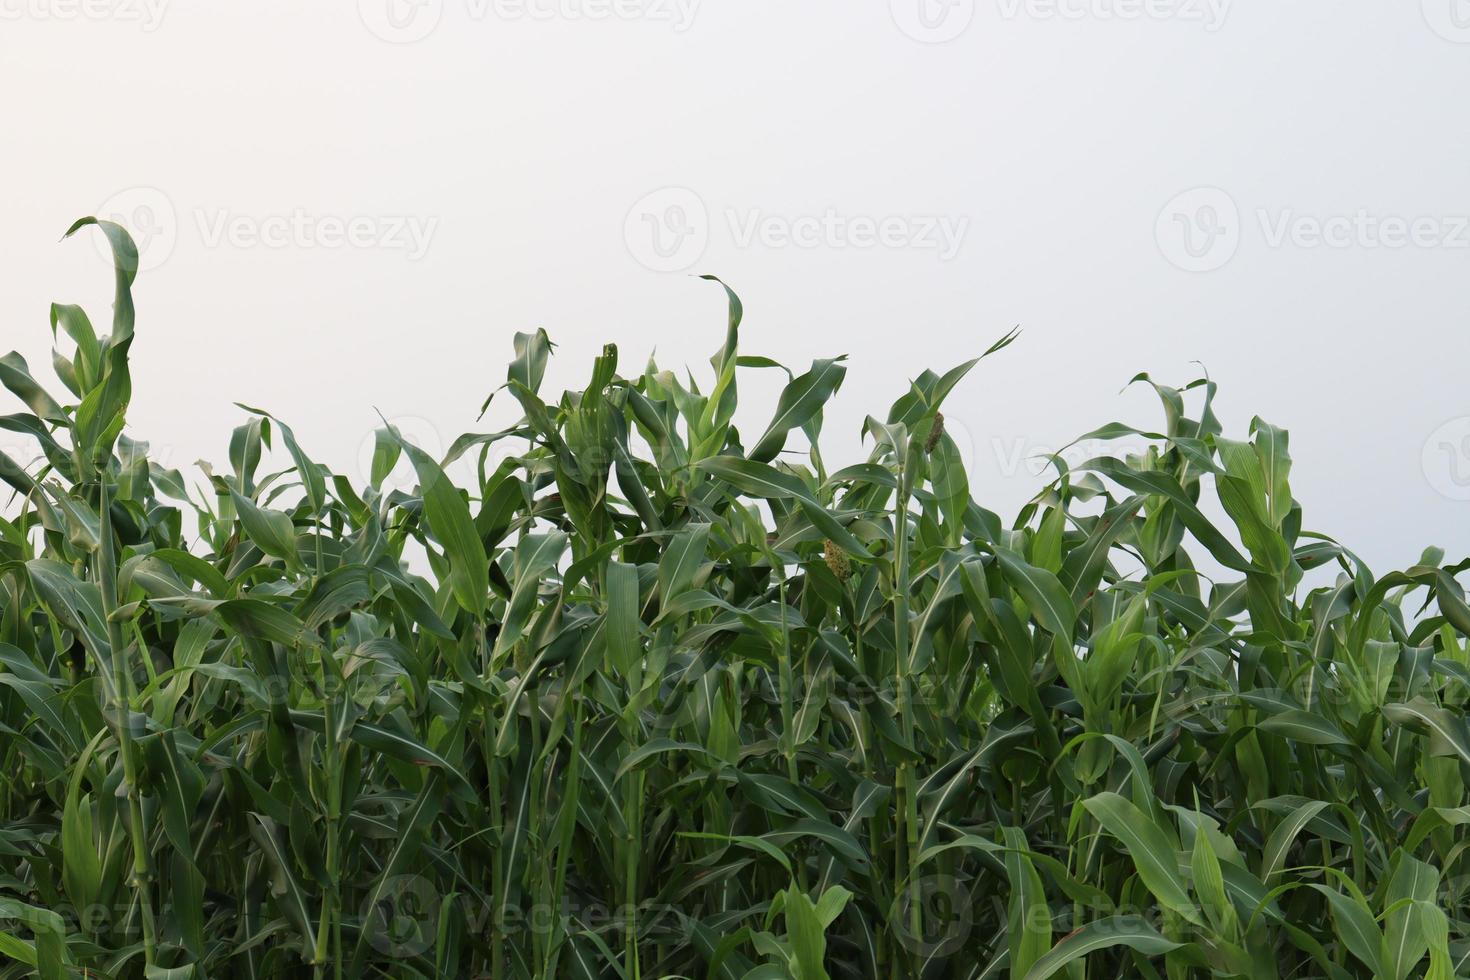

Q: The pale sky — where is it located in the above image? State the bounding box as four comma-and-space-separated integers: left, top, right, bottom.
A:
3, 1, 1469, 574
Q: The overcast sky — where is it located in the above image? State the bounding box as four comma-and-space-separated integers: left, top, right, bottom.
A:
3, 1, 1469, 575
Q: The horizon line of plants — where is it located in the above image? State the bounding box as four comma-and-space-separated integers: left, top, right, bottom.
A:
0, 218, 1468, 978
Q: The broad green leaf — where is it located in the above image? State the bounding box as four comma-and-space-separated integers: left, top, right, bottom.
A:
1308, 884, 1381, 974
1082, 792, 1198, 923
395, 436, 489, 616
995, 547, 1076, 637
1021, 917, 1182, 980
750, 358, 847, 463
229, 488, 299, 566
1003, 827, 1051, 978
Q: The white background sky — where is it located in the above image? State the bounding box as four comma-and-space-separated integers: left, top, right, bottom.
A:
3, 0, 1470, 575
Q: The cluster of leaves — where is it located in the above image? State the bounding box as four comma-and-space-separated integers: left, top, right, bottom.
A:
1, 220, 1469, 979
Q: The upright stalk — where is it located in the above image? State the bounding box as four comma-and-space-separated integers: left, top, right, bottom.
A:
777, 578, 799, 786
313, 668, 343, 980
488, 741, 506, 980
776, 578, 808, 892
891, 457, 921, 969
96, 477, 159, 967
545, 689, 586, 973
622, 761, 642, 980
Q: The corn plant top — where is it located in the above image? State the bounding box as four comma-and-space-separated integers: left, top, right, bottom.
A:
0, 219, 1466, 978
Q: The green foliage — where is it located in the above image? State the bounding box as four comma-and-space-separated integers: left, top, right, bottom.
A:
0, 220, 1468, 978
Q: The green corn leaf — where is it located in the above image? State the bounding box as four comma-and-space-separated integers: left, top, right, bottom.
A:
1382, 853, 1439, 980
1257, 710, 1350, 746
1308, 883, 1382, 974
995, 547, 1076, 637
783, 886, 836, 980
1259, 799, 1328, 884
246, 814, 316, 953
492, 532, 567, 661
394, 435, 489, 616
1021, 917, 1183, 980
606, 559, 643, 679
1082, 792, 1198, 923
0, 353, 66, 424
60, 730, 108, 921
1003, 827, 1051, 978
1383, 699, 1470, 765
229, 489, 300, 567
749, 357, 847, 463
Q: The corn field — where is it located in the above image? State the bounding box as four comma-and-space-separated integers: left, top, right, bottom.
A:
1, 218, 1468, 978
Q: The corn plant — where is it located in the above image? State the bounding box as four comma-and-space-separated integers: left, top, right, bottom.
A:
1, 218, 1469, 978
